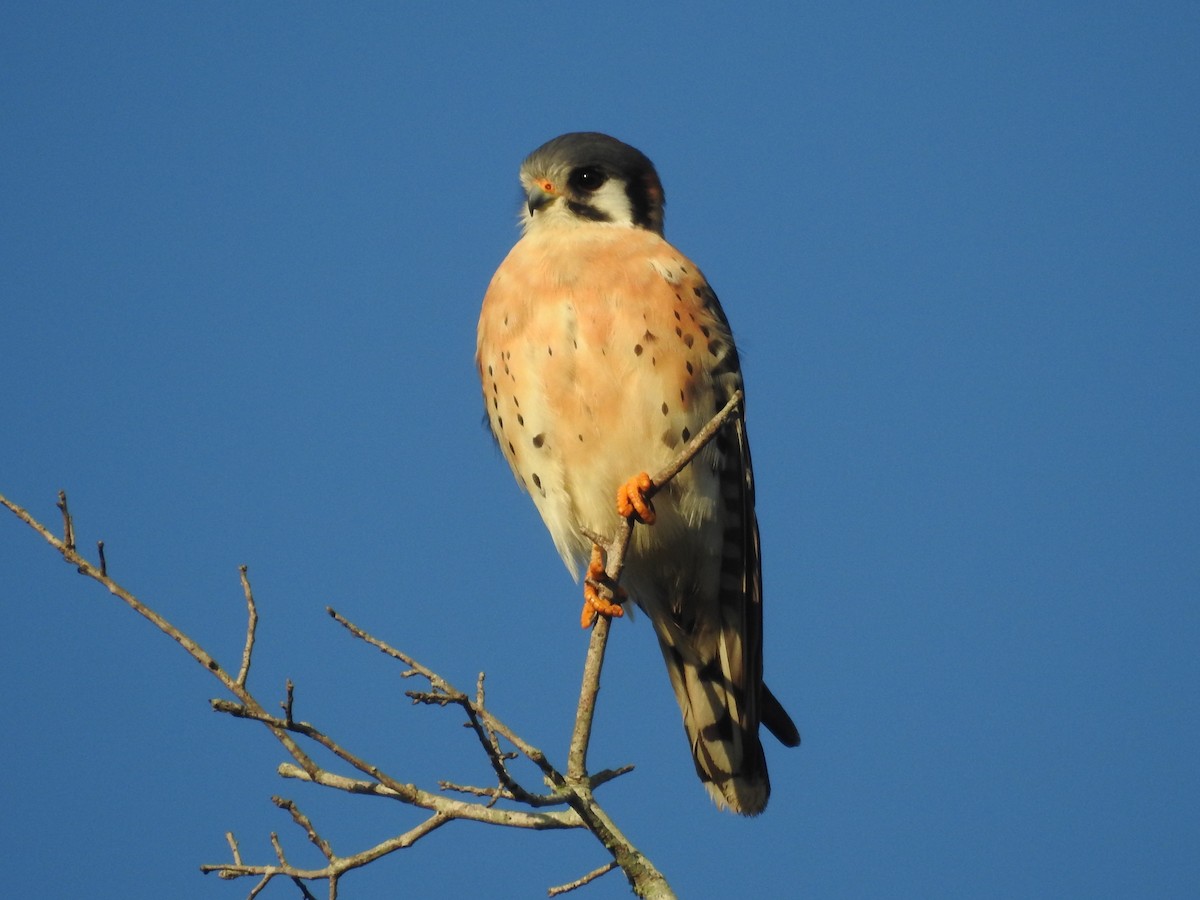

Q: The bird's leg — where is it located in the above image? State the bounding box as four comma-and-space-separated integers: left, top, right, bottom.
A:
616, 471, 656, 524
581, 543, 626, 628
579, 468, 656, 628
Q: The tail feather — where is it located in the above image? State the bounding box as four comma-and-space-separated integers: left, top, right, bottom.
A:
631, 381, 799, 814
763, 682, 801, 747
654, 632, 771, 815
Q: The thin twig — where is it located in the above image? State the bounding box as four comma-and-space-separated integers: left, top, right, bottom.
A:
276, 797, 335, 861
56, 490, 74, 551
214, 699, 580, 829
269, 831, 287, 865
567, 614, 616, 781
438, 780, 512, 801
567, 389, 744, 783
237, 564, 257, 687
0, 491, 323, 778
548, 861, 619, 896
0, 387, 745, 900
282, 679, 295, 726
648, 390, 744, 493
328, 608, 568, 789
201, 812, 451, 887
224, 831, 242, 866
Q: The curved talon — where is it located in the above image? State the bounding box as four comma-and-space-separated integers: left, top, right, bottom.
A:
581, 583, 625, 628
580, 549, 626, 628
616, 471, 656, 524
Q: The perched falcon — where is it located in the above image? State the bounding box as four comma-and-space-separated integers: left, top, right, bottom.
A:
476, 133, 799, 815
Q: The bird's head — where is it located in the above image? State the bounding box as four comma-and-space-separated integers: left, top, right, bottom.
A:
518, 132, 665, 235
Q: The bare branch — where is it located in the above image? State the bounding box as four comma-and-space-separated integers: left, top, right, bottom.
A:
215, 700, 581, 828
0, 491, 325, 778
237, 564, 258, 687
201, 810, 451, 891
568, 615, 616, 781
281, 679, 295, 726
568, 389, 745, 784
549, 861, 619, 896
328, 608, 571, 790
224, 831, 242, 866
56, 490, 75, 551
1, 389, 745, 898
275, 797, 335, 861
648, 390, 744, 494
269, 831, 287, 865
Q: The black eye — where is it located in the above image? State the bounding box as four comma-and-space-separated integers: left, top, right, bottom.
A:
569, 167, 607, 193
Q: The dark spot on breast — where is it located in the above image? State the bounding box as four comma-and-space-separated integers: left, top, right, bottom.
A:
643, 329, 657, 342
491, 381, 498, 394
508, 441, 515, 454
683, 334, 694, 348
498, 416, 504, 428
700, 325, 710, 338
531, 473, 542, 490
693, 287, 703, 298
680, 266, 689, 274
547, 346, 553, 356
533, 433, 545, 448
517, 414, 524, 426
661, 402, 669, 415
686, 361, 693, 375
675, 326, 683, 337
578, 434, 584, 442
634, 344, 643, 356
487, 365, 493, 376
513, 396, 520, 407
708, 340, 720, 356
682, 427, 691, 442
492, 397, 498, 409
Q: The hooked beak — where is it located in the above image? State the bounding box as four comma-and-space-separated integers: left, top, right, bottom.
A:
526, 181, 556, 215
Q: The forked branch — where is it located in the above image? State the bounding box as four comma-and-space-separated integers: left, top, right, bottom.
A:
0, 389, 745, 899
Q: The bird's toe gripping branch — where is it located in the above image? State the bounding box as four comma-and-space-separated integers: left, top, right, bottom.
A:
616, 471, 656, 524
581, 545, 627, 628
578, 471, 657, 627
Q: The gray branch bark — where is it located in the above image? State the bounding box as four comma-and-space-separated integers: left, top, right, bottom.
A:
0, 390, 743, 899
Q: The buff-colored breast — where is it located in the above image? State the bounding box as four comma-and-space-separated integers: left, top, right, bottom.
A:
477, 224, 735, 579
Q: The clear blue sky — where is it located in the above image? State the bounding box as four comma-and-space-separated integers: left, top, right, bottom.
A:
2, 3, 1197, 897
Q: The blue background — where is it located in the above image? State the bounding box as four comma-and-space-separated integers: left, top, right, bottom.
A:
2, 3, 1196, 897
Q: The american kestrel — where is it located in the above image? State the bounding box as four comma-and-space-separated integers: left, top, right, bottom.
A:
476, 133, 799, 815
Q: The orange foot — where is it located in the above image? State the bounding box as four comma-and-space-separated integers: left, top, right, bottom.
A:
580, 545, 626, 628
616, 471, 656, 524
